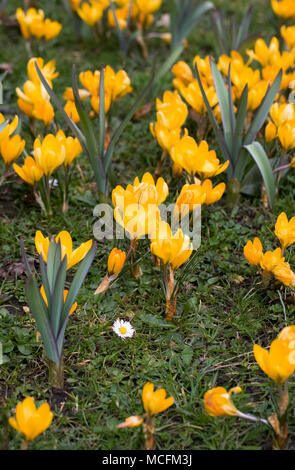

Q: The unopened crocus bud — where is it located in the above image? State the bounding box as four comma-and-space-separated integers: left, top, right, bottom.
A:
108, 248, 126, 275
117, 415, 144, 428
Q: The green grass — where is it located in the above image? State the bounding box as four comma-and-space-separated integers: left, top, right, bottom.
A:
1, 0, 295, 450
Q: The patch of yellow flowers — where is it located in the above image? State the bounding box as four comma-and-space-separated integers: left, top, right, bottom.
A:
244, 212, 295, 288
16, 8, 62, 42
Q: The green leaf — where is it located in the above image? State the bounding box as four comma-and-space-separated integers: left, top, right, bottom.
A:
59, 242, 97, 332
194, 63, 231, 163
50, 255, 68, 337
40, 255, 51, 310
210, 58, 233, 153
72, 65, 107, 194
98, 65, 105, 161
232, 84, 248, 168
178, 2, 214, 45
26, 276, 60, 364
46, 240, 57, 291
244, 141, 276, 208
210, 8, 228, 54
234, 6, 253, 50
244, 70, 282, 145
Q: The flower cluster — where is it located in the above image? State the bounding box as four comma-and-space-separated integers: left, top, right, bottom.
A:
16, 8, 62, 41
244, 212, 295, 287
16, 57, 57, 126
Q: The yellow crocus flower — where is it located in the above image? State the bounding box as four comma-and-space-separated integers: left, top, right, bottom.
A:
150, 221, 193, 270
254, 338, 295, 384
43, 18, 62, 41
35, 230, 93, 269
272, 261, 295, 287
9, 397, 53, 441
113, 172, 168, 209
260, 247, 284, 272
281, 25, 295, 52
243, 237, 263, 266
204, 386, 242, 417
278, 122, 295, 151
0, 113, 19, 143
170, 136, 229, 178
56, 130, 82, 167
271, 0, 295, 20
142, 382, 174, 416
33, 135, 66, 175
16, 8, 44, 40
107, 248, 126, 275
77, 0, 104, 26
171, 61, 194, 86
135, 0, 162, 15
0, 134, 25, 166
201, 179, 226, 205
13, 156, 44, 185
150, 122, 185, 152
156, 90, 188, 130
64, 100, 80, 123
275, 212, 295, 250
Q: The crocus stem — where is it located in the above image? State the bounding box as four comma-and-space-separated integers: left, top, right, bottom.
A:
276, 382, 289, 450
25, 39, 32, 58
273, 164, 291, 174
143, 415, 155, 450
0, 167, 9, 186
165, 265, 176, 321
33, 186, 46, 213
62, 167, 68, 214
137, 26, 149, 60
237, 411, 268, 426
154, 150, 167, 179
130, 239, 142, 280
45, 175, 53, 217
20, 440, 29, 450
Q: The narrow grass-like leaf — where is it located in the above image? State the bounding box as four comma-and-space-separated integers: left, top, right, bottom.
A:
179, 2, 214, 43
244, 141, 276, 207
57, 315, 70, 357
227, 64, 236, 144
244, 70, 282, 145
47, 240, 57, 291
210, 58, 233, 152
72, 65, 107, 193
232, 84, 248, 168
40, 255, 51, 310
99, 65, 105, 160
50, 255, 68, 337
234, 6, 253, 50
26, 275, 60, 364
59, 242, 97, 330
194, 63, 231, 162
210, 9, 228, 54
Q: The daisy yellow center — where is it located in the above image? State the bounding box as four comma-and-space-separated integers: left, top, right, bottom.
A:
119, 326, 127, 334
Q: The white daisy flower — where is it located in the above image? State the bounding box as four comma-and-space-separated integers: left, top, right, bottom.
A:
112, 319, 135, 338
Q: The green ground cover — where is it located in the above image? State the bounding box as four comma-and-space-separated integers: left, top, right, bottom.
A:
1, 0, 295, 450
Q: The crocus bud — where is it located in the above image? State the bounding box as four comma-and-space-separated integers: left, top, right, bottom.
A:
117, 415, 144, 428
108, 248, 126, 275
